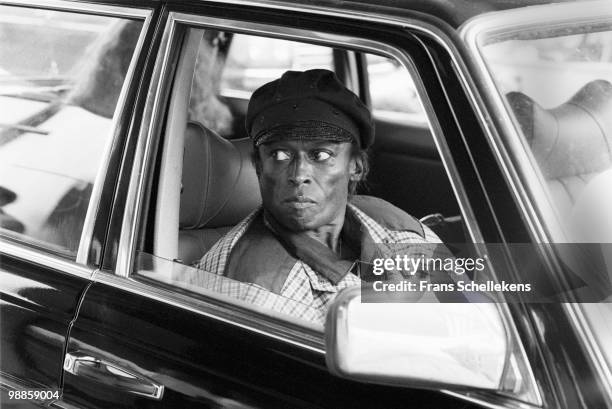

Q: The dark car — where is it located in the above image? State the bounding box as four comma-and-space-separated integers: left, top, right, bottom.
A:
1, 0, 611, 408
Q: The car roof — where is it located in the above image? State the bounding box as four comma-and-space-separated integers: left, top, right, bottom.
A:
256, 0, 579, 29
82, 0, 586, 30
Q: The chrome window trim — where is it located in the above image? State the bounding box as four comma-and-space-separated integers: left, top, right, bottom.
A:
0, 240, 95, 280
0, 0, 150, 19
116, 13, 178, 279
76, 8, 155, 265
460, 1, 612, 404
116, 10, 486, 347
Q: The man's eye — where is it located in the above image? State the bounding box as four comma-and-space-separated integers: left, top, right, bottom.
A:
312, 151, 332, 161
271, 150, 291, 161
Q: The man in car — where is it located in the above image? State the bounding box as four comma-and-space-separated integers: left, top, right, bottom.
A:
193, 69, 443, 323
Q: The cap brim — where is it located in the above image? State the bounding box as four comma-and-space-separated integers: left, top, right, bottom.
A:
255, 121, 356, 147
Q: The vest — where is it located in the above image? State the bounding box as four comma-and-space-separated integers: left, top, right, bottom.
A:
223, 195, 424, 293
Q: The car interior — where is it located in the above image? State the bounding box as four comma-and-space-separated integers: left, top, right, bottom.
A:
148, 28, 472, 271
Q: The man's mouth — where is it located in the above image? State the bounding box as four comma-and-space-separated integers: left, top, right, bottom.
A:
284, 196, 316, 209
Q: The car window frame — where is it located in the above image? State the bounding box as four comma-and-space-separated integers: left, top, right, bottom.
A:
0, 0, 154, 269
107, 6, 488, 354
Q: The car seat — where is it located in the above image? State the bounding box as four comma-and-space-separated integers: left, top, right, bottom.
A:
506, 79, 612, 217
178, 121, 261, 265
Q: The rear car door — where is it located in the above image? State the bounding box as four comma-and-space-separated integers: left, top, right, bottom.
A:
58, 2, 488, 408
0, 0, 153, 404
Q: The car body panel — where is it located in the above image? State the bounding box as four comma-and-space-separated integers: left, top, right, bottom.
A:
0, 249, 91, 393
60, 275, 481, 408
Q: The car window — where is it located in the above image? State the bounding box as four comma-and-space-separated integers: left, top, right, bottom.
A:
132, 25, 473, 332
367, 54, 426, 123
476, 16, 612, 377
0, 6, 144, 258
479, 26, 612, 234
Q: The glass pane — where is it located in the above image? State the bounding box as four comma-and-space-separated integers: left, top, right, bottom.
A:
480, 24, 612, 236
477, 18, 612, 384
0, 6, 144, 258
483, 30, 612, 108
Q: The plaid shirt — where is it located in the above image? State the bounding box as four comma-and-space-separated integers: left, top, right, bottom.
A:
189, 204, 442, 325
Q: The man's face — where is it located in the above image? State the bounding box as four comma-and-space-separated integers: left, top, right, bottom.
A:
257, 139, 360, 232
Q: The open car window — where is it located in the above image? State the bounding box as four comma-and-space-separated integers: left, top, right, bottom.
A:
131, 24, 474, 331
0, 6, 144, 259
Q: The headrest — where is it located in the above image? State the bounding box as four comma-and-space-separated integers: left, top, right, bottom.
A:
180, 121, 261, 229
506, 80, 612, 180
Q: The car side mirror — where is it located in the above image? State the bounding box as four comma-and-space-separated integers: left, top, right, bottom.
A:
325, 286, 510, 390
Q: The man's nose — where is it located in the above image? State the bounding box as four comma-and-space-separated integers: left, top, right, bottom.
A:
288, 155, 312, 185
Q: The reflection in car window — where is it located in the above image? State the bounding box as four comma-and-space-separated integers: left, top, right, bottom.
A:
0, 6, 143, 258
478, 21, 612, 376
480, 27, 612, 228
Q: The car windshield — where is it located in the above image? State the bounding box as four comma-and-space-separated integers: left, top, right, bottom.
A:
473, 8, 612, 389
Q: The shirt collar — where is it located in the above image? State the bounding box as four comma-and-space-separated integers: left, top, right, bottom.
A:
346, 203, 393, 243
290, 204, 392, 293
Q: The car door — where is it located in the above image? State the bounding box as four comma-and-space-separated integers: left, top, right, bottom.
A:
0, 0, 152, 405
57, 2, 493, 409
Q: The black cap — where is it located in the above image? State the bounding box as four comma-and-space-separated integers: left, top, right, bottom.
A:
245, 69, 374, 149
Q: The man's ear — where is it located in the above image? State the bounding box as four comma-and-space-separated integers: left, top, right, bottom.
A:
349, 154, 365, 182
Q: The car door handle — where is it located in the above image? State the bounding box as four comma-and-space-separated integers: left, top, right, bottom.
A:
63, 352, 164, 400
